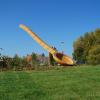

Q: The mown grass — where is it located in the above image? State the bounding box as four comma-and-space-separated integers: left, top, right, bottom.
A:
0, 65, 100, 100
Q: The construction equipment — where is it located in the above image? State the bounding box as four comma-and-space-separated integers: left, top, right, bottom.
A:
19, 24, 74, 65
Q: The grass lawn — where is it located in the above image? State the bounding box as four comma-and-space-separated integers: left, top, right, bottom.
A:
0, 65, 100, 100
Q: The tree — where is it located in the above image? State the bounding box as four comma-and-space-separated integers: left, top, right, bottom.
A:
73, 28, 100, 65
12, 54, 23, 70
73, 36, 85, 64
86, 45, 100, 65
31, 52, 37, 62
94, 29, 100, 45
41, 53, 45, 57
31, 52, 38, 67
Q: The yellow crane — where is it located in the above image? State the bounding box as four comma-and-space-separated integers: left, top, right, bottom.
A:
19, 24, 74, 65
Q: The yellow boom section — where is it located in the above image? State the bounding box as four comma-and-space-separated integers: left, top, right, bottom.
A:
19, 24, 56, 54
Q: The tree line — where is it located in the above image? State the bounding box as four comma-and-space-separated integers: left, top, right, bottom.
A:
73, 28, 100, 65
0, 52, 49, 71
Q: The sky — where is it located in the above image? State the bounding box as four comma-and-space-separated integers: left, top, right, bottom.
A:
0, 0, 100, 57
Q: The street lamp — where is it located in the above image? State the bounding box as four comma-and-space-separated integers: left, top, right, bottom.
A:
61, 42, 65, 54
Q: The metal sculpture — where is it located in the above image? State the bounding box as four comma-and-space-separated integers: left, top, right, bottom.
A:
19, 24, 74, 65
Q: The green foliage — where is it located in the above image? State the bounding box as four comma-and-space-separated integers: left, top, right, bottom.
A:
73, 29, 100, 65
9, 54, 23, 70
31, 52, 38, 67
41, 53, 45, 57
86, 45, 100, 65
31, 52, 37, 61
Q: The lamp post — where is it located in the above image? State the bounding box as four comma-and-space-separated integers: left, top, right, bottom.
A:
61, 42, 65, 54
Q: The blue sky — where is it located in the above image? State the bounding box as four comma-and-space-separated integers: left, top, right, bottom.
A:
0, 0, 100, 57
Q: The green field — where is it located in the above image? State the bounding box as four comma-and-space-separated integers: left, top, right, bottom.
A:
0, 65, 100, 100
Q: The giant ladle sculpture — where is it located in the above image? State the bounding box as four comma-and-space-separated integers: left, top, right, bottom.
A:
19, 24, 74, 65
